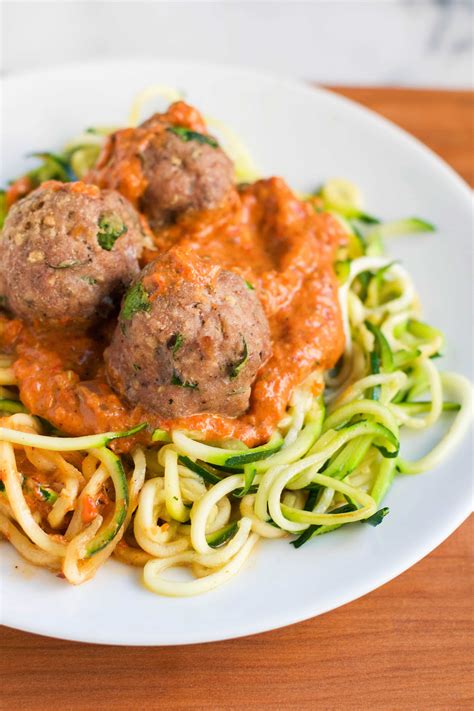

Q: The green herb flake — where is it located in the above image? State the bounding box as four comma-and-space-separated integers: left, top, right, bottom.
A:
167, 126, 218, 148
97, 213, 127, 251
0, 480, 5, 493
167, 333, 185, 356
171, 370, 198, 389
121, 282, 151, 321
132, 363, 142, 372
229, 338, 248, 379
245, 280, 255, 291
39, 486, 58, 504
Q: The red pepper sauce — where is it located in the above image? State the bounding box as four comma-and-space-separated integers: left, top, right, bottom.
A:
1, 102, 345, 451
1, 177, 345, 451
87, 101, 208, 208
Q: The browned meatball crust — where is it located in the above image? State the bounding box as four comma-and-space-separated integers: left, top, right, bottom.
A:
0, 181, 147, 323
140, 128, 234, 230
105, 247, 271, 418
0, 268, 6, 309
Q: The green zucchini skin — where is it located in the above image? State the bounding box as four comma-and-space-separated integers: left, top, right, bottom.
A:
365, 321, 394, 373
85, 448, 129, 558
206, 522, 238, 548
178, 456, 222, 485
291, 503, 357, 548
171, 431, 283, 468
225, 439, 283, 467
0, 399, 27, 414
0, 421, 148, 452
152, 429, 172, 443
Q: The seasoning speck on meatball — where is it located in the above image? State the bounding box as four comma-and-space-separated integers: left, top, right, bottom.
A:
0, 180, 148, 323
104, 247, 271, 418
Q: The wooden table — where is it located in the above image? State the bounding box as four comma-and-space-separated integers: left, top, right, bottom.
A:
2, 89, 473, 711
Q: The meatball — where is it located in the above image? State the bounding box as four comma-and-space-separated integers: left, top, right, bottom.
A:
105, 248, 271, 418
0, 181, 147, 323
88, 102, 234, 231
140, 127, 234, 230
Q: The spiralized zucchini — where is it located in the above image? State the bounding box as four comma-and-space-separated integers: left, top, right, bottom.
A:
0, 109, 472, 598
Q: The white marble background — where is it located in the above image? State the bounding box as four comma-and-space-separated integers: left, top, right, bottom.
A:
1, 0, 473, 87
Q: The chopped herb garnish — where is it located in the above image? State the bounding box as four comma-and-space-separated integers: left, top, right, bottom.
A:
121, 282, 151, 321
0, 480, 5, 492
171, 370, 198, 389
167, 333, 185, 355
245, 280, 255, 291
167, 126, 218, 148
132, 363, 142, 372
229, 338, 248, 379
365, 507, 389, 527
97, 213, 127, 251
39, 486, 58, 504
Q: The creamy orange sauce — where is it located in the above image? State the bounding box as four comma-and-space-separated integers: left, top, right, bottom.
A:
6, 175, 33, 208
88, 101, 208, 207
1, 175, 345, 451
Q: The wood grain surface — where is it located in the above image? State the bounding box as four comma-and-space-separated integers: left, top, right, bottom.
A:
332, 88, 474, 187
1, 88, 473, 711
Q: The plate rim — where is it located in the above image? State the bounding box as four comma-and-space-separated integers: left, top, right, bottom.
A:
4, 56, 472, 199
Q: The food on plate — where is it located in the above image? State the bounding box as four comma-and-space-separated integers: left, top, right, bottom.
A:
88, 101, 234, 230
0, 91, 471, 598
0, 180, 146, 323
105, 246, 271, 417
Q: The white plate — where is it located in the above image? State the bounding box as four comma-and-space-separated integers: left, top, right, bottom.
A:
1, 59, 472, 645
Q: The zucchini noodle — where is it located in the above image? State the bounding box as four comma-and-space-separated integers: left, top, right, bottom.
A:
127, 85, 184, 126
0, 101, 472, 598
